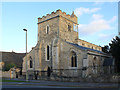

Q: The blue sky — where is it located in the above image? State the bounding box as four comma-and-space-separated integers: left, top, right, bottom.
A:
1, 2, 118, 53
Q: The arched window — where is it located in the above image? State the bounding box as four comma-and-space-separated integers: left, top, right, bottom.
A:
94, 56, 96, 60
82, 43, 85, 46
30, 60, 33, 68
92, 46, 93, 49
29, 56, 33, 68
71, 51, 77, 67
46, 25, 49, 34
93, 56, 96, 68
47, 45, 50, 60
68, 25, 71, 32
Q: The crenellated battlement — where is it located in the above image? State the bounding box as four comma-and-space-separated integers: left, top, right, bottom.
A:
38, 9, 78, 24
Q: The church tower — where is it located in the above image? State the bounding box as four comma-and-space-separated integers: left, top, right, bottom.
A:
36, 9, 79, 70
37, 9, 78, 44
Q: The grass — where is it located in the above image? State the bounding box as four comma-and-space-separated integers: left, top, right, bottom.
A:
2, 79, 29, 82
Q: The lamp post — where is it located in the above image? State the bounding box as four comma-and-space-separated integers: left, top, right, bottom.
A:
23, 29, 28, 81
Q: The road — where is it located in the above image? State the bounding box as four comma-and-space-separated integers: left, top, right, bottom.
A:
2, 85, 119, 90
1, 79, 120, 90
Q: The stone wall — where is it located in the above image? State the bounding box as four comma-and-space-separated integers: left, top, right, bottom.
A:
59, 16, 78, 44
2, 70, 16, 79
38, 17, 59, 42
78, 39, 102, 51
0, 51, 25, 69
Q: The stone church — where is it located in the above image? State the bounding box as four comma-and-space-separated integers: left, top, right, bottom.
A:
22, 9, 113, 79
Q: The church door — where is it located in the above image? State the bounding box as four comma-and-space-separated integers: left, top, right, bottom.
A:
47, 67, 51, 77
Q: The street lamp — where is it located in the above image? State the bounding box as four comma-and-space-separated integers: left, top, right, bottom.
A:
23, 29, 28, 81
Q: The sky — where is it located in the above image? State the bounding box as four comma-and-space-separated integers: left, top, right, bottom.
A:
1, 1, 118, 53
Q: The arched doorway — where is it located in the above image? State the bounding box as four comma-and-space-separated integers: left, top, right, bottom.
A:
34, 71, 39, 80
47, 67, 51, 77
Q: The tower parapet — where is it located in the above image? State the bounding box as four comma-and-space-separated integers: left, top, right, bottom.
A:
38, 9, 78, 24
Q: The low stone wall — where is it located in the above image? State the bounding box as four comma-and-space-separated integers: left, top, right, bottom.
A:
2, 70, 16, 79
20, 69, 120, 83
20, 72, 120, 83
0, 70, 2, 78
48, 74, 120, 83
2, 71, 10, 78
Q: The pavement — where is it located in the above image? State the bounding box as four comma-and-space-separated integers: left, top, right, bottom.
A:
1, 79, 120, 89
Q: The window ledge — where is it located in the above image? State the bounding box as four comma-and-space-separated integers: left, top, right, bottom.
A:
69, 67, 78, 69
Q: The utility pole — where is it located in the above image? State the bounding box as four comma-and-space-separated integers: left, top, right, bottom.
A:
23, 29, 28, 81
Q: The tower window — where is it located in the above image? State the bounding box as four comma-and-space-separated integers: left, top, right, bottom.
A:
46, 25, 50, 34
73, 24, 78, 32
68, 25, 71, 32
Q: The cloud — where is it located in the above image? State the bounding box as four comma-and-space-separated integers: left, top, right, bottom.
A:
98, 34, 112, 39
79, 14, 117, 36
93, 2, 104, 6
74, 7, 101, 16
92, 14, 103, 20
108, 16, 117, 23
98, 33, 116, 42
